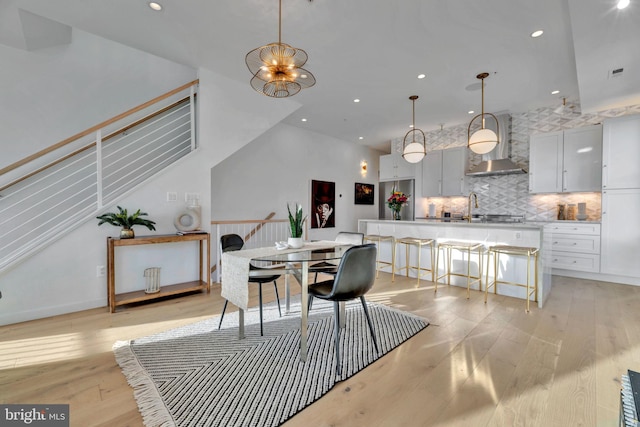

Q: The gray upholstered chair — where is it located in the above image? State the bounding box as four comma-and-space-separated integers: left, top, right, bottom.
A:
311, 231, 364, 283
307, 243, 379, 375
218, 233, 281, 336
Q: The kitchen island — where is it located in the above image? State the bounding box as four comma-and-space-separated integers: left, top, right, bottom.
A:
358, 219, 551, 308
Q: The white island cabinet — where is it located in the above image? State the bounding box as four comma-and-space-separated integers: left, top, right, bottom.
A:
358, 219, 550, 308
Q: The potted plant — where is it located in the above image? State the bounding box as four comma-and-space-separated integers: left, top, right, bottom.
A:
287, 203, 307, 248
96, 206, 156, 239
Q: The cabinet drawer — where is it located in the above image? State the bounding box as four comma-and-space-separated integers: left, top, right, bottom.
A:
550, 252, 600, 272
547, 223, 600, 235
551, 235, 600, 254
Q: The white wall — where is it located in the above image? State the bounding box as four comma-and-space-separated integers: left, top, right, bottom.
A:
211, 123, 382, 241
0, 29, 197, 167
0, 39, 299, 325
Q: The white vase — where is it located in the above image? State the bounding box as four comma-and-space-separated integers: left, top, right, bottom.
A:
288, 237, 304, 249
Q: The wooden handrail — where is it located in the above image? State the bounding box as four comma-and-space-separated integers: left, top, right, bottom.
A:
0, 96, 192, 193
210, 212, 283, 273
0, 79, 199, 177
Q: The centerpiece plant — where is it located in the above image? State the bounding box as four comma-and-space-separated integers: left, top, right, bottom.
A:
387, 190, 409, 220
96, 206, 156, 239
287, 203, 307, 248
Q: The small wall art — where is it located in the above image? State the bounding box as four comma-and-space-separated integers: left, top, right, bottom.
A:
354, 182, 375, 205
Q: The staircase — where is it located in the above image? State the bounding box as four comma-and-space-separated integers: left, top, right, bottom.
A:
0, 80, 199, 273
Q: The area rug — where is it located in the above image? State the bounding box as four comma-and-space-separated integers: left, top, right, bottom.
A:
113, 300, 428, 427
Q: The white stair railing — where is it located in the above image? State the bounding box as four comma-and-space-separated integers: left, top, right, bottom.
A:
0, 80, 199, 273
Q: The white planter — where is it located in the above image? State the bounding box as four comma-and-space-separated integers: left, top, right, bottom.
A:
288, 237, 304, 249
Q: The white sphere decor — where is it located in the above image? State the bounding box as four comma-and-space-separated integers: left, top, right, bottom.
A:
402, 142, 426, 163
174, 206, 201, 232
468, 128, 498, 154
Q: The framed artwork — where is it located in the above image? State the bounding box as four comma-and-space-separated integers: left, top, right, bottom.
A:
311, 180, 335, 229
354, 183, 375, 205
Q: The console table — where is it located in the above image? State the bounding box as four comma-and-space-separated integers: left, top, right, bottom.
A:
107, 233, 210, 312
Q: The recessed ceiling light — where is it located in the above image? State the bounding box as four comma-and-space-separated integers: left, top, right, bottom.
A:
359, 136, 364, 140
531, 30, 544, 38
353, 99, 360, 103
551, 90, 560, 94
468, 110, 475, 114
617, 0, 630, 9
301, 118, 307, 122
148, 2, 162, 11
417, 74, 426, 79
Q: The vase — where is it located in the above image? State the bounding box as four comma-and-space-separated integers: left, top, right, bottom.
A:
120, 228, 134, 239
393, 210, 401, 221
288, 237, 304, 249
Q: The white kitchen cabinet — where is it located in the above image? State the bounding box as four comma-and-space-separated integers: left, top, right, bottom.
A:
379, 153, 416, 182
529, 125, 602, 193
421, 150, 442, 196
529, 131, 563, 193
602, 114, 640, 189
600, 189, 640, 277
421, 147, 468, 197
546, 222, 601, 273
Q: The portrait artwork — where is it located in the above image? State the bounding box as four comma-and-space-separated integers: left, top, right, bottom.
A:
311, 180, 335, 229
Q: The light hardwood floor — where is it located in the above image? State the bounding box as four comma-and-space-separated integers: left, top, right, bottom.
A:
1, 273, 639, 426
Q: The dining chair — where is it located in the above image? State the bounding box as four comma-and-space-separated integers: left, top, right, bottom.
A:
307, 243, 379, 375
218, 233, 281, 336
310, 231, 364, 283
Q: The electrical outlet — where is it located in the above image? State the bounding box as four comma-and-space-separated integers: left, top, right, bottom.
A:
167, 192, 178, 202
515, 231, 522, 239
96, 265, 105, 277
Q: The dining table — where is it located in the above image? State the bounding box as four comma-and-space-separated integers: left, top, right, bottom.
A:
220, 240, 352, 361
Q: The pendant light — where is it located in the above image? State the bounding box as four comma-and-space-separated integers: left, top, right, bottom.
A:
402, 95, 427, 163
245, 0, 316, 98
467, 72, 499, 155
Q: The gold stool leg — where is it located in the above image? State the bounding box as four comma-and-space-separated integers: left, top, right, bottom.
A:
526, 251, 531, 313
434, 245, 441, 293
484, 250, 491, 304
430, 242, 435, 283
416, 243, 421, 286
446, 247, 452, 287
391, 239, 396, 282
466, 247, 471, 299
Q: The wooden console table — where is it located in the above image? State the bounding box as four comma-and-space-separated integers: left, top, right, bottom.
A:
107, 233, 210, 312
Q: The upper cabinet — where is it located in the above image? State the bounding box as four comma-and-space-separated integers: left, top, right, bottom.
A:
422, 147, 468, 197
529, 124, 602, 193
379, 153, 416, 182
602, 114, 640, 189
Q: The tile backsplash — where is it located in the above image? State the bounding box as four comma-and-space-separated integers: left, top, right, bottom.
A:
390, 102, 640, 221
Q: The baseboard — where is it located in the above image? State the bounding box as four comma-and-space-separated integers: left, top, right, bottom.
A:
0, 298, 105, 326
552, 269, 640, 286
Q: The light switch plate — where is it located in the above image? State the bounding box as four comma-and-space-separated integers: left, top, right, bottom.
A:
167, 192, 178, 202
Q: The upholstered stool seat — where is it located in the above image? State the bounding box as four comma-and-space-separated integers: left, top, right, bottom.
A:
435, 240, 485, 298
394, 237, 435, 285
363, 234, 396, 280
485, 245, 539, 312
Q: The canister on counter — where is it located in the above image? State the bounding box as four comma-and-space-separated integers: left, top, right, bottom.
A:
557, 204, 566, 220
567, 204, 576, 220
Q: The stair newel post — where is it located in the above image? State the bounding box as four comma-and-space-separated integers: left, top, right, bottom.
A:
96, 128, 103, 209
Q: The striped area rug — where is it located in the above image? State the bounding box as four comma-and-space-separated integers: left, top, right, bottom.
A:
113, 300, 428, 427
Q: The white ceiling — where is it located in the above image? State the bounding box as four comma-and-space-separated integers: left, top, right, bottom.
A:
8, 0, 640, 152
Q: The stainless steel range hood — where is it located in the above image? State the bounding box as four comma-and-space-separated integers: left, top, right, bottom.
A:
466, 114, 527, 176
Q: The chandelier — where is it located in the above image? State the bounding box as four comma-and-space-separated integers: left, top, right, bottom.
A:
467, 72, 499, 154
402, 95, 427, 163
245, 0, 315, 98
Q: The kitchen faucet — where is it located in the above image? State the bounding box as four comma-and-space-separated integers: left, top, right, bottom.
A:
465, 192, 479, 222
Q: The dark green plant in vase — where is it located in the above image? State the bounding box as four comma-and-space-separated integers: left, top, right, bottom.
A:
96, 206, 156, 239
287, 203, 307, 248
287, 203, 306, 238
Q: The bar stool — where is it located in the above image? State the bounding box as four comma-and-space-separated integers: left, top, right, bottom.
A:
394, 237, 435, 285
435, 240, 484, 298
485, 245, 539, 312
363, 234, 396, 280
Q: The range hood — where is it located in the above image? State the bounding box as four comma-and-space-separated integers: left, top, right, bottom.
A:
466, 114, 527, 176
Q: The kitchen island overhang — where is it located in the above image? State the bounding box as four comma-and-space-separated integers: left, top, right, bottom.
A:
358, 219, 551, 308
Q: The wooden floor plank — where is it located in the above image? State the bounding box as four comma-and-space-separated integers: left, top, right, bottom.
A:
1, 273, 638, 427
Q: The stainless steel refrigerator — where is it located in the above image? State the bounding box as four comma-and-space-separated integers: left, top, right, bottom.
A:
379, 179, 415, 220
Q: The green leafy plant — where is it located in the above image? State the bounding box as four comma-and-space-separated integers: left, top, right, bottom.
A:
96, 206, 156, 231
287, 203, 307, 238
